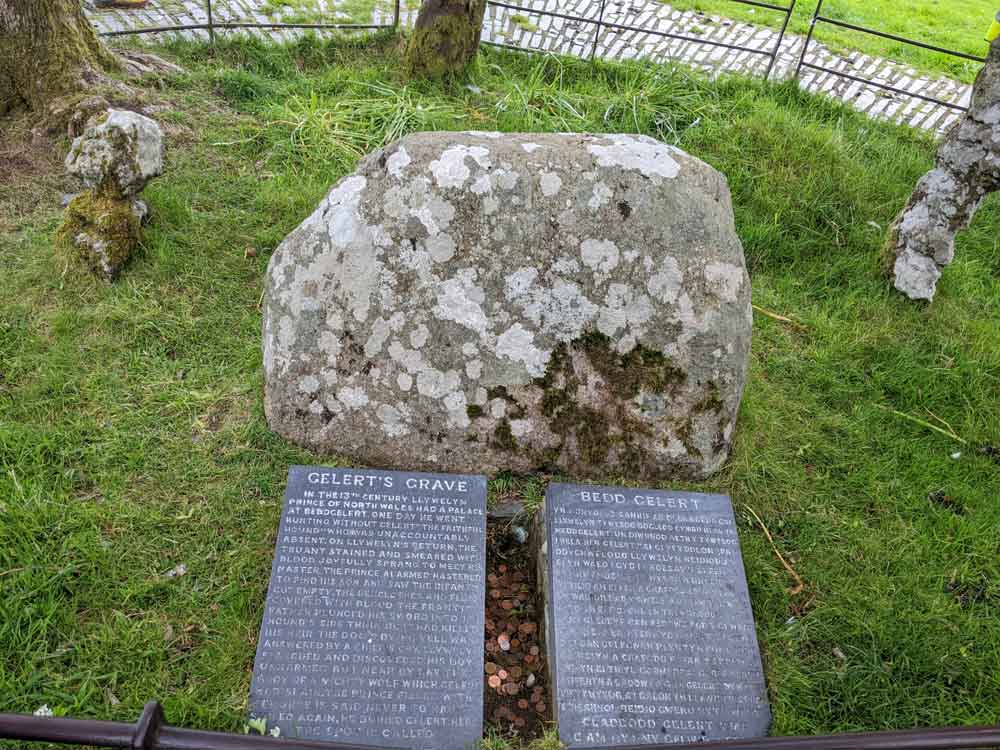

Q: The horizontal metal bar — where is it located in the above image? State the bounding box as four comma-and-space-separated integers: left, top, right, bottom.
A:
486, 0, 773, 56
100, 21, 391, 36
800, 60, 969, 111
0, 710, 404, 750
727, 0, 795, 14
815, 15, 987, 63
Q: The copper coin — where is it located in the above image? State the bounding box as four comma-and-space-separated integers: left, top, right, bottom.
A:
529, 645, 540, 656
523, 654, 536, 664
509, 666, 523, 679
488, 675, 502, 689
518, 699, 529, 710
497, 669, 508, 680
485, 662, 498, 675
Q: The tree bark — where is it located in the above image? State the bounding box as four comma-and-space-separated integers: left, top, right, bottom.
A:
405, 0, 487, 77
888, 38, 1000, 301
0, 0, 120, 116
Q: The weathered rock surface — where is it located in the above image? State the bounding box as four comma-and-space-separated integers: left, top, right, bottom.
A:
65, 109, 164, 197
890, 37, 1000, 301
263, 131, 752, 479
60, 108, 164, 281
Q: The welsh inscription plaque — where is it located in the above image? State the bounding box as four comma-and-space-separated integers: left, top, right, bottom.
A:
545, 483, 770, 747
250, 466, 487, 749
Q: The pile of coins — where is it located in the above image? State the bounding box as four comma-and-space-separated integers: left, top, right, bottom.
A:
484, 563, 548, 732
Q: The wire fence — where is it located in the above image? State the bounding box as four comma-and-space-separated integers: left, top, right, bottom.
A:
88, 0, 983, 131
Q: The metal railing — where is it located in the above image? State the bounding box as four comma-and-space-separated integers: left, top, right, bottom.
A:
3, 702, 1000, 750
481, 0, 798, 80
96, 0, 401, 38
792, 0, 985, 112
92, 0, 985, 117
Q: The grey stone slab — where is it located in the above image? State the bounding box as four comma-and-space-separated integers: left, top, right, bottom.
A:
249, 465, 487, 750
542, 482, 770, 748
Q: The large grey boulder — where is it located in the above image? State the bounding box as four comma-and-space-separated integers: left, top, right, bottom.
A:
263, 131, 752, 480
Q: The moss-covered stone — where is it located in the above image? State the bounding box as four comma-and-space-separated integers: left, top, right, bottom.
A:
57, 189, 142, 281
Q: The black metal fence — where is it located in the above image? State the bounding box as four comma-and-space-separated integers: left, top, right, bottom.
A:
92, 0, 983, 118
4, 701, 1000, 750
793, 0, 985, 112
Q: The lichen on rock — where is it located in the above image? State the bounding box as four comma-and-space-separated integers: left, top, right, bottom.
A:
263, 131, 752, 480
888, 37, 1000, 301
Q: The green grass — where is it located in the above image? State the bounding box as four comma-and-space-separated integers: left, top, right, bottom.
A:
665, 0, 992, 82
2, 33, 1000, 743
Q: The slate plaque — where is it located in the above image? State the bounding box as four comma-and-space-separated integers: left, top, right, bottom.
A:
250, 466, 487, 750
545, 482, 770, 748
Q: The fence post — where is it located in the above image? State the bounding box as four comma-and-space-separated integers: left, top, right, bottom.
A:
764, 0, 795, 80
793, 0, 822, 79
590, 0, 608, 60
206, 0, 215, 43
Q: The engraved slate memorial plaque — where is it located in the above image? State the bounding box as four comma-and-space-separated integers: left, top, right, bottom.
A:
250, 466, 487, 749
544, 483, 770, 747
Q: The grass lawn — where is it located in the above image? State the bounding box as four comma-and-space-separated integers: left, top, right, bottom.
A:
2, 34, 1000, 744
665, 0, 993, 82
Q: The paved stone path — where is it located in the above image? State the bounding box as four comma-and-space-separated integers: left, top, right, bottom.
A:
86, 0, 972, 133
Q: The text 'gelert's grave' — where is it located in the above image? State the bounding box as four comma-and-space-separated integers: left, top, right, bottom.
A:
250, 466, 487, 750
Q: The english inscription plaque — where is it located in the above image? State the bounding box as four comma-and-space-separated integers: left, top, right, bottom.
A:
250, 466, 487, 750
545, 483, 770, 748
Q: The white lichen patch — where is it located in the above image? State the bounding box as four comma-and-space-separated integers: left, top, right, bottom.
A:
433, 271, 490, 336
430, 145, 492, 189
298, 375, 320, 394
587, 134, 680, 182
704, 262, 745, 302
540, 172, 563, 197
510, 419, 534, 438
426, 233, 457, 263
386, 147, 411, 179
647, 256, 683, 304
505, 267, 539, 300
521, 143, 543, 153
376, 403, 410, 436
588, 181, 612, 210
580, 238, 620, 274
496, 323, 551, 377
337, 386, 369, 409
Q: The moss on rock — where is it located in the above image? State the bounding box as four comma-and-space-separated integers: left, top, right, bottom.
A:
57, 189, 142, 281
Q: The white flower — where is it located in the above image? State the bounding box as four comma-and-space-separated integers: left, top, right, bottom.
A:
34, 705, 53, 717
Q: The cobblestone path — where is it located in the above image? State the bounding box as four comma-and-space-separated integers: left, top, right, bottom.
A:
86, 0, 972, 133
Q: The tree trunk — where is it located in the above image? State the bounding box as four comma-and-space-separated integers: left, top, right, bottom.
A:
888, 37, 1000, 301
405, 0, 487, 77
0, 0, 119, 116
